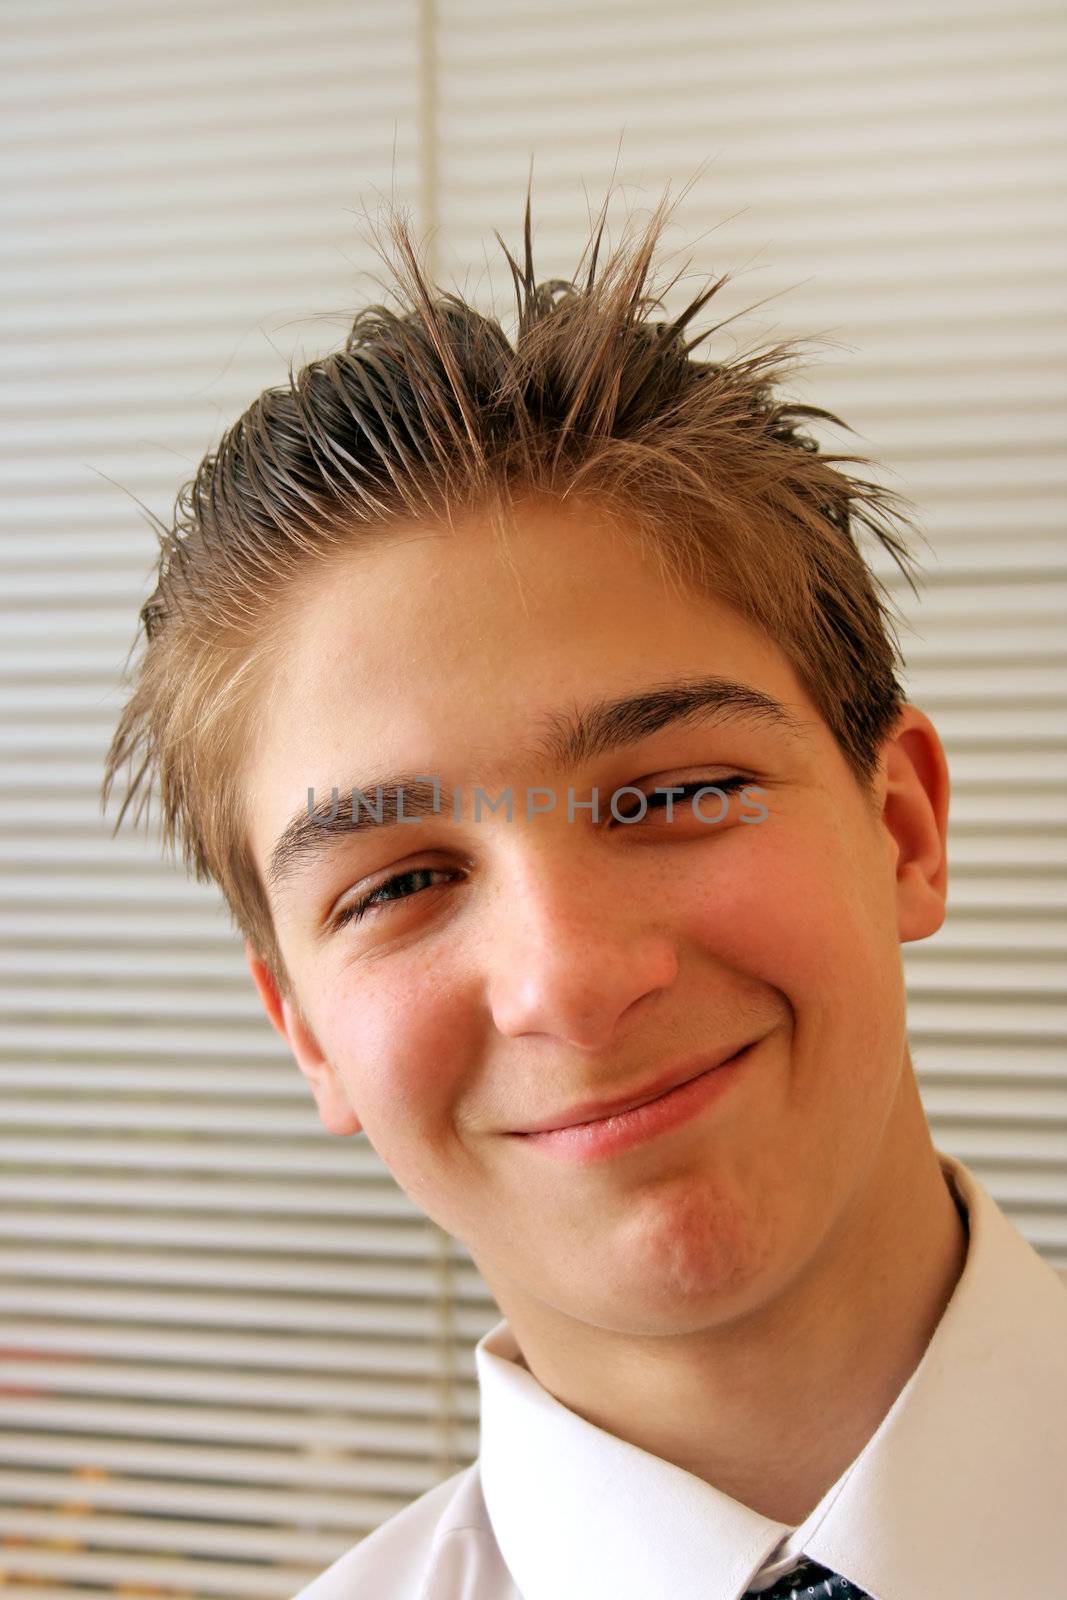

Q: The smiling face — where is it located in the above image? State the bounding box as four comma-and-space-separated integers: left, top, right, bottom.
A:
244, 497, 948, 1339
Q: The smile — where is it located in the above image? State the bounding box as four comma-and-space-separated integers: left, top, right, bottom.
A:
510, 1039, 757, 1164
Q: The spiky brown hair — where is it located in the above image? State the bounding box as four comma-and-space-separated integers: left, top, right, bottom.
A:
102, 183, 922, 999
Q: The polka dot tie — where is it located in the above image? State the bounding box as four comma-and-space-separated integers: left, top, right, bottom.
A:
741, 1555, 874, 1598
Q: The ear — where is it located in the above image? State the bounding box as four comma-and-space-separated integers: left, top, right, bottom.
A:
877, 705, 950, 944
245, 940, 363, 1136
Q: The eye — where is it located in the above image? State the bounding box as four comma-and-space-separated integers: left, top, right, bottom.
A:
331, 866, 460, 930
611, 774, 753, 824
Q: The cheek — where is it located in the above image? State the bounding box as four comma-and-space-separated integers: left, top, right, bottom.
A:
677, 823, 906, 1063
314, 959, 478, 1166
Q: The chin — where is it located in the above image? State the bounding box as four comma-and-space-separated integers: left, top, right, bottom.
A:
565, 1179, 786, 1336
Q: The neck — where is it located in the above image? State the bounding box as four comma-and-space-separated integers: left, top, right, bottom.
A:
482, 1067, 968, 1526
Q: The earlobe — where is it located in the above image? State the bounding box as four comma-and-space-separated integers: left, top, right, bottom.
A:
879, 706, 951, 945
244, 940, 363, 1136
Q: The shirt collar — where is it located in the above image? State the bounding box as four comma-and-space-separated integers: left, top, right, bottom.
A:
475, 1151, 1067, 1600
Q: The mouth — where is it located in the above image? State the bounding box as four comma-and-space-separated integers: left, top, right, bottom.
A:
510, 1039, 758, 1136
508, 1038, 760, 1163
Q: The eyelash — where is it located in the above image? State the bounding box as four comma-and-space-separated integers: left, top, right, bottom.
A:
331, 775, 753, 931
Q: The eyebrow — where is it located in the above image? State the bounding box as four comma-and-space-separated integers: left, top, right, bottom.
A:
265, 675, 810, 898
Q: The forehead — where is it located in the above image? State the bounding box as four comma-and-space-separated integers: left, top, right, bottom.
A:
244, 503, 823, 863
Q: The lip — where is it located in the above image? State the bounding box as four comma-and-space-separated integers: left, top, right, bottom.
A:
508, 1039, 758, 1163
511, 1041, 755, 1134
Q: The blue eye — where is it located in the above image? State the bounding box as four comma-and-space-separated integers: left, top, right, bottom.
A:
332, 866, 457, 930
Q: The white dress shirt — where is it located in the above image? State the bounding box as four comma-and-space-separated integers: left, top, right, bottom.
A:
294, 1151, 1067, 1599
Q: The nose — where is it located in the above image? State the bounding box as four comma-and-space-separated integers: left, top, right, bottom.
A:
483, 840, 680, 1049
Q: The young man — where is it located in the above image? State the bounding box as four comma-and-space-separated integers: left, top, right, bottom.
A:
104, 192, 1067, 1599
